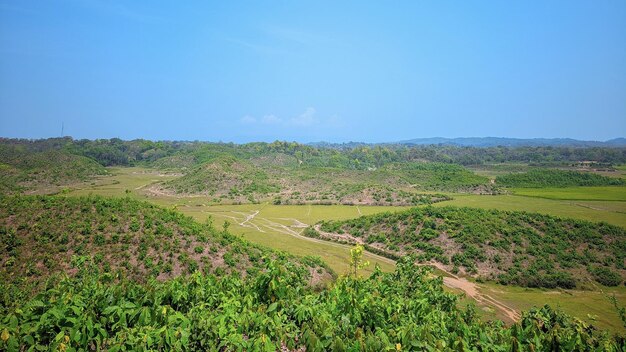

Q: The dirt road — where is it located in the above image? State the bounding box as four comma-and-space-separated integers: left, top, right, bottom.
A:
206, 209, 521, 323
313, 225, 521, 322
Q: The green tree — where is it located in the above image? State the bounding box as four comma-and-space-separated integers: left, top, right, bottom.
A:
348, 244, 369, 277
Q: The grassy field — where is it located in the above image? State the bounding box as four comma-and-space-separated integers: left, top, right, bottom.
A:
179, 204, 401, 276
511, 186, 626, 201
481, 283, 626, 333
437, 194, 626, 228
66, 167, 180, 198
65, 168, 401, 276
61, 167, 626, 332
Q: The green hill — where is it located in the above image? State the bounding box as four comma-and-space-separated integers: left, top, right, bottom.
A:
381, 162, 492, 192
0, 196, 332, 306
0, 145, 107, 194
160, 160, 477, 205
162, 156, 280, 201
496, 169, 625, 188
309, 206, 626, 289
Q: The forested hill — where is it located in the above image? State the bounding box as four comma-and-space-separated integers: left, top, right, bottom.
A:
309, 206, 626, 289
396, 137, 626, 147
3, 137, 626, 169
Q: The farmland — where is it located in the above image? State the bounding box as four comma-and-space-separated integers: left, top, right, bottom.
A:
2, 138, 626, 349
51, 165, 626, 332
4, 1, 626, 348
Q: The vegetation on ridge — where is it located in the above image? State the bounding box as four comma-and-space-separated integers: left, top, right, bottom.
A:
0, 195, 333, 311
0, 145, 107, 194
310, 206, 626, 289
497, 169, 625, 188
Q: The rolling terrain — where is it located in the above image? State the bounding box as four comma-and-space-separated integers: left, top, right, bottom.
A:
0, 196, 333, 307
1, 137, 626, 347
0, 145, 107, 194
309, 206, 626, 288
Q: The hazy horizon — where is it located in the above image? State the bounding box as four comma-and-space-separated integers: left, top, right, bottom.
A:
2, 134, 626, 146
1, 1, 625, 142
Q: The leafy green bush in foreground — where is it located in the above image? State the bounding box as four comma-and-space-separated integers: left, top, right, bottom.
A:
1, 256, 624, 351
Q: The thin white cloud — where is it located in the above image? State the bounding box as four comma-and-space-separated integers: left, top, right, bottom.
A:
262, 114, 282, 124
240, 107, 325, 128
240, 115, 256, 124
288, 107, 318, 126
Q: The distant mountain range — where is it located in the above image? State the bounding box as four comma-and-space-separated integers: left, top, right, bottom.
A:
396, 137, 626, 147
308, 137, 626, 148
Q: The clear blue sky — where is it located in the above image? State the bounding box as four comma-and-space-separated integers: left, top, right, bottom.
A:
1, 1, 625, 142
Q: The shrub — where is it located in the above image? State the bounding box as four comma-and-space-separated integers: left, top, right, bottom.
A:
592, 266, 623, 286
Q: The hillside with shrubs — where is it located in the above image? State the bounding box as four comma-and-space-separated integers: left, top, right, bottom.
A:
309, 206, 626, 289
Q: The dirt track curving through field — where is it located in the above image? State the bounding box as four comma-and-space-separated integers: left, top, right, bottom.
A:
429, 263, 520, 321
205, 209, 521, 323
313, 224, 521, 322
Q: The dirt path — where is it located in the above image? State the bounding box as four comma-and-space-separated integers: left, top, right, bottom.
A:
233, 210, 264, 232
135, 180, 159, 190
429, 263, 520, 321
273, 218, 309, 228
146, 185, 177, 197
356, 206, 362, 216
314, 224, 365, 245
204, 209, 521, 322
313, 225, 520, 322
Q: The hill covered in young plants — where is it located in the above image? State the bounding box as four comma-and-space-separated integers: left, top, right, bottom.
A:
0, 145, 107, 194
158, 158, 483, 205
1, 256, 624, 351
496, 169, 625, 188
0, 196, 333, 306
309, 206, 626, 289
380, 162, 490, 191
161, 156, 280, 201
4, 137, 626, 202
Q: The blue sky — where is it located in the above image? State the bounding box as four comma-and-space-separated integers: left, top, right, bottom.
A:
0, 1, 625, 142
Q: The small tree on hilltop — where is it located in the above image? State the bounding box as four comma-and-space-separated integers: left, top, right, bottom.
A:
349, 244, 369, 278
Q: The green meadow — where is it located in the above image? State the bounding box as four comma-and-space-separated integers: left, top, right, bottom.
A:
481, 283, 626, 333
437, 193, 626, 228
511, 186, 626, 201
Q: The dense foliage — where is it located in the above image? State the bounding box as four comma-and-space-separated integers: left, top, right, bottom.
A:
497, 169, 625, 188
0, 196, 332, 311
3, 137, 626, 169
313, 206, 626, 289
1, 256, 624, 351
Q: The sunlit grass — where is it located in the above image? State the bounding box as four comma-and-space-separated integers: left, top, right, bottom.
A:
480, 282, 626, 333
436, 194, 626, 228
511, 186, 626, 201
